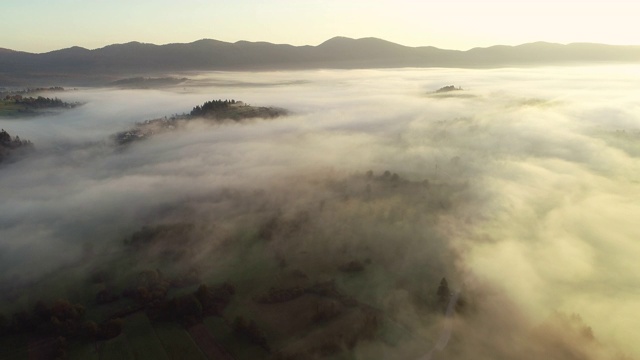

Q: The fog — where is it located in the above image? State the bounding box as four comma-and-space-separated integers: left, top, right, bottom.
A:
1, 66, 639, 359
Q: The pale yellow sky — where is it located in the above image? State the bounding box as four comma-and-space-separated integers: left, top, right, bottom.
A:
1, 0, 639, 53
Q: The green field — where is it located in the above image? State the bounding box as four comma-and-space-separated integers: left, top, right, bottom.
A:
97, 334, 135, 360
0, 170, 449, 359
0, 335, 28, 360
0, 97, 78, 117
0, 100, 27, 116
153, 323, 206, 360
204, 317, 268, 360
122, 313, 170, 360
67, 341, 100, 360
67, 314, 208, 360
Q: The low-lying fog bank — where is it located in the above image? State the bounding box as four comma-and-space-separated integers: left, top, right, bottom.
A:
1, 66, 639, 359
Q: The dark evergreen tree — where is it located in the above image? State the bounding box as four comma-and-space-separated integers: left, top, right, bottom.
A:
437, 277, 451, 304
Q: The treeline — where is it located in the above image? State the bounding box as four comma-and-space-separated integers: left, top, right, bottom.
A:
109, 77, 187, 88
435, 85, 463, 93
92, 267, 235, 325
190, 99, 239, 117
0, 87, 65, 97
0, 129, 33, 149
0, 129, 34, 163
0, 266, 237, 359
115, 98, 287, 145
10, 96, 78, 109
147, 282, 235, 325
0, 299, 123, 359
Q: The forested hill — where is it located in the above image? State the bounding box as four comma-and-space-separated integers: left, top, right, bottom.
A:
1, 37, 640, 82
114, 99, 287, 145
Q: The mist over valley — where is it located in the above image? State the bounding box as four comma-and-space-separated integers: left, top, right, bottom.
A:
1, 65, 639, 359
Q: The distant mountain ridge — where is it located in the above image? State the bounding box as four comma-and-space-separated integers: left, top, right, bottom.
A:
1, 37, 639, 84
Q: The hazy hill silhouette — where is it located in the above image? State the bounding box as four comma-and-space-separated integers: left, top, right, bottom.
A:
1, 37, 639, 84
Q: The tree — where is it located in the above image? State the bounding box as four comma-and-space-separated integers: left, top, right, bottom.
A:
96, 289, 119, 305
0, 129, 10, 144
437, 277, 450, 304
233, 316, 270, 351
83, 321, 99, 340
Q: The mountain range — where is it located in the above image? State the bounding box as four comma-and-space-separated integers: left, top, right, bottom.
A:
1, 37, 640, 84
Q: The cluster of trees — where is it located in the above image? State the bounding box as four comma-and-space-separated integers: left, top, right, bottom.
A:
188, 98, 287, 120
190, 99, 239, 117
0, 268, 233, 357
2, 94, 80, 112
436, 277, 470, 315
0, 129, 34, 163
0, 86, 65, 100
12, 96, 73, 109
0, 261, 247, 356
194, 282, 235, 316
255, 286, 305, 304
0, 270, 238, 359
147, 282, 235, 325
110, 77, 187, 88
0, 129, 33, 149
257, 211, 311, 242
93, 265, 235, 322
232, 316, 270, 351
121, 269, 171, 307
95, 289, 119, 305
436, 85, 463, 93
103, 268, 233, 325
0, 299, 123, 358
0, 263, 240, 357
0, 87, 65, 97
0, 300, 86, 337
437, 277, 451, 308
364, 169, 406, 187
115, 98, 287, 146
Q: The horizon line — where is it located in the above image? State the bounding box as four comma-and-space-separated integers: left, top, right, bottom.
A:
3, 36, 640, 55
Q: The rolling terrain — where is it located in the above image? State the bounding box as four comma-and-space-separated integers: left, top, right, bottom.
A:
2, 37, 640, 85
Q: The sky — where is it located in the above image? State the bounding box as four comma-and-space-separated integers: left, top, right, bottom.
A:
2, 0, 639, 53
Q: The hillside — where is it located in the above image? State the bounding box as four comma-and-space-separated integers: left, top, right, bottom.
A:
1, 37, 640, 85
114, 99, 288, 145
